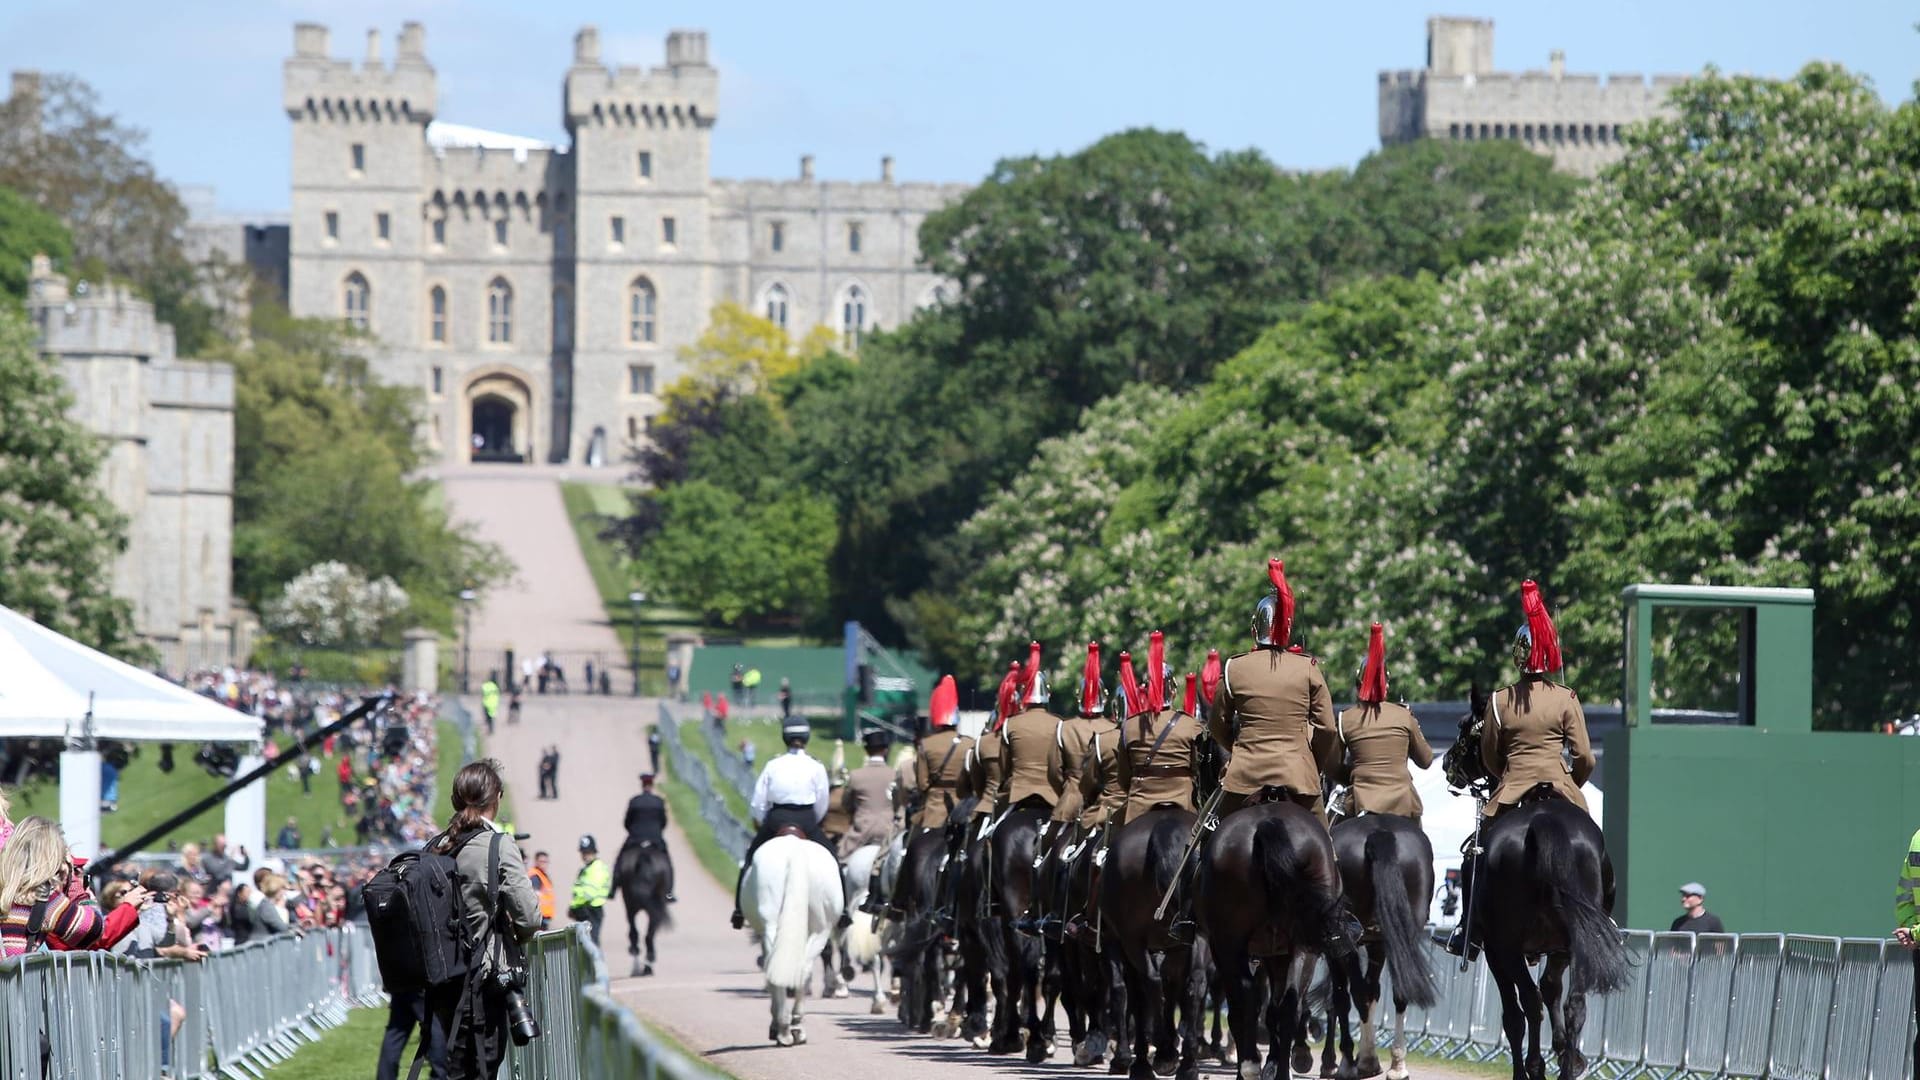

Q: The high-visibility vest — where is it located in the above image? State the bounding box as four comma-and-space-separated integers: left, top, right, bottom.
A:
529, 865, 556, 920
1896, 827, 1920, 935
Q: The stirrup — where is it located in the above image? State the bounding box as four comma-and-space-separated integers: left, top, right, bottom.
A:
1039, 914, 1065, 942
1164, 919, 1197, 945
1063, 916, 1098, 947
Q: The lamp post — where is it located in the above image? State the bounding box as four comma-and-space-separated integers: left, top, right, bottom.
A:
628, 590, 647, 697
458, 588, 476, 693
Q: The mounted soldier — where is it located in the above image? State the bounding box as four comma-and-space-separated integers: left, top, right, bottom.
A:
963, 661, 1022, 824
839, 727, 895, 859
884, 677, 971, 923
731, 718, 851, 930
1330, 622, 1434, 824
1026, 643, 1116, 937
1100, 637, 1209, 945
1210, 558, 1339, 822
1443, 579, 1597, 956
1061, 651, 1122, 945
999, 643, 1064, 817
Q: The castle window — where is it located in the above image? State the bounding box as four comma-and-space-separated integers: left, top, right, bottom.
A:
637, 151, 653, 179
351, 143, 365, 174
610, 216, 626, 247
1524, 124, 1535, 142
770, 221, 785, 253
1493, 123, 1505, 139
1449, 123, 1460, 140
628, 416, 638, 441
848, 223, 863, 254
429, 286, 446, 343
764, 283, 789, 330
628, 364, 655, 395
841, 284, 868, 351
661, 216, 677, 248
487, 277, 513, 343
376, 212, 391, 242
1479, 123, 1489, 140
343, 272, 370, 331
1552, 124, 1565, 143
432, 217, 446, 246
1613, 124, 1623, 141
493, 218, 508, 248
431, 365, 444, 395
1598, 125, 1611, 145
325, 211, 340, 242
628, 276, 658, 343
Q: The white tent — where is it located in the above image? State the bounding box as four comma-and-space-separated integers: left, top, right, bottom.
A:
0, 604, 265, 860
1411, 759, 1604, 925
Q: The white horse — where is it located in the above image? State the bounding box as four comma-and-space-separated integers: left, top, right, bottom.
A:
744, 834, 846, 1046
840, 842, 896, 1012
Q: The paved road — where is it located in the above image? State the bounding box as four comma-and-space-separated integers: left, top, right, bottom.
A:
444, 466, 1478, 1080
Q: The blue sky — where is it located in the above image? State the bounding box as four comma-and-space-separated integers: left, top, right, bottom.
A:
2, 0, 1915, 214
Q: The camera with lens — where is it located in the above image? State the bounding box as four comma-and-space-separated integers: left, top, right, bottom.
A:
489, 964, 541, 1046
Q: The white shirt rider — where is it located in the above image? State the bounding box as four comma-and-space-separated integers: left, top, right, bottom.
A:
750, 747, 830, 824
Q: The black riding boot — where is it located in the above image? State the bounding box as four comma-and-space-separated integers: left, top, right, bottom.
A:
1441, 851, 1479, 958
860, 859, 889, 917
1164, 847, 1201, 945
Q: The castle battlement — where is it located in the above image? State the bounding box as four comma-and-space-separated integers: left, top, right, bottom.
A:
427, 145, 565, 189
713, 175, 969, 212
284, 23, 436, 121
28, 256, 177, 362
145, 361, 235, 411
563, 27, 717, 128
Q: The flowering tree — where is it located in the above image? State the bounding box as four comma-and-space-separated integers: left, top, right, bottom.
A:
264, 561, 410, 647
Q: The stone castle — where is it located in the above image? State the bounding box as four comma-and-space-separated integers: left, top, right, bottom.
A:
283, 23, 968, 466
24, 256, 246, 670
1379, 16, 1684, 177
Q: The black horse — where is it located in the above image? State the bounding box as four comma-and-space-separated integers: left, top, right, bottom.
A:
1321, 813, 1438, 1080
989, 805, 1055, 1061
1100, 808, 1208, 1080
1197, 799, 1355, 1080
951, 816, 1004, 1049
614, 840, 673, 977
890, 827, 949, 1033
1460, 690, 1629, 1080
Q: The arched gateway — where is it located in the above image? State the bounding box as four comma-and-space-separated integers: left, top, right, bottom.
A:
464, 370, 534, 463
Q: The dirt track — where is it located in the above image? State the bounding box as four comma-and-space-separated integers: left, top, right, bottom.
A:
444, 468, 1480, 1080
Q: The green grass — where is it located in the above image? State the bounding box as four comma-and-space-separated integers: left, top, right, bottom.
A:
1407, 1051, 1517, 1078
559, 481, 711, 696
272, 1008, 387, 1078
660, 733, 743, 887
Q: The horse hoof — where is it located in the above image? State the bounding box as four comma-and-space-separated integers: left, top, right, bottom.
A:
1085, 1031, 1110, 1062
1153, 1051, 1180, 1076
1176, 1063, 1201, 1080
792, 1026, 808, 1046
932, 1018, 953, 1039
640, 964, 655, 978
989, 1034, 1022, 1056
1385, 1066, 1408, 1080
1293, 1045, 1315, 1076
1564, 1051, 1589, 1080
1109, 1055, 1131, 1076
832, 986, 850, 999
770, 1023, 784, 1045
1356, 1056, 1381, 1078
1129, 1059, 1158, 1080
1026, 1035, 1054, 1064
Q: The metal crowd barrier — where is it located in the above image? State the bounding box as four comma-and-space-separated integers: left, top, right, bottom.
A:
658, 702, 752, 863
508, 922, 713, 1080
0, 923, 385, 1079
1392, 928, 1918, 1079
700, 716, 757, 801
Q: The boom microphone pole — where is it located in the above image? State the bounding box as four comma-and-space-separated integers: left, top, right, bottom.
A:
89, 690, 396, 885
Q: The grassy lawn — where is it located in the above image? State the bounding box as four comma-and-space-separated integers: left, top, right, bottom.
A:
12, 715, 460, 853
660, 733, 743, 888
560, 481, 712, 697
269, 1007, 387, 1078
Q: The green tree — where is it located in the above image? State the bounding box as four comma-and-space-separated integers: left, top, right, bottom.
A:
0, 74, 220, 353
637, 481, 834, 627
0, 186, 71, 305
0, 307, 137, 652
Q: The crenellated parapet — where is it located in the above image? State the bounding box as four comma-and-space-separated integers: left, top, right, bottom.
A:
283, 22, 436, 123
562, 27, 717, 132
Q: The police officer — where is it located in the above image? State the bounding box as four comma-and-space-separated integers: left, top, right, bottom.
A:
1210, 559, 1339, 822
569, 835, 613, 945
1894, 823, 1920, 1070
998, 643, 1064, 817
732, 718, 850, 929
1445, 579, 1595, 956
1331, 622, 1434, 823
622, 773, 676, 902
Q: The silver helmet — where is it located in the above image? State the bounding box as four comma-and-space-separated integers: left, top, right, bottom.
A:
1253, 593, 1284, 648
1025, 669, 1052, 705
1511, 625, 1543, 674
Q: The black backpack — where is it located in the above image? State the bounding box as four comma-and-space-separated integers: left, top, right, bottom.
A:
365, 828, 492, 993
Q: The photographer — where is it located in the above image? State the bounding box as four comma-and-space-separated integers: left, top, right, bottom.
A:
431, 760, 540, 1079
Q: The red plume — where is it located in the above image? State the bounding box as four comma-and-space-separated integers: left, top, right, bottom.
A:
1147, 631, 1166, 712
1358, 622, 1388, 704
1080, 641, 1102, 717
1183, 673, 1198, 715
1018, 641, 1042, 705
994, 661, 1021, 730
929, 675, 958, 730
1521, 580, 1564, 673
1115, 651, 1146, 717
1200, 649, 1223, 707
1268, 558, 1295, 647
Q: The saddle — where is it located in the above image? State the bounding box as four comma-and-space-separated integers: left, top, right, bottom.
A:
1250, 784, 1306, 806
772, 824, 809, 841
1514, 781, 1569, 808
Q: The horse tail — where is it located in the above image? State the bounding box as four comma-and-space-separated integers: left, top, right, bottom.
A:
764, 841, 814, 992
1363, 827, 1435, 1007
1254, 815, 1344, 953
1527, 811, 1627, 995
642, 847, 674, 931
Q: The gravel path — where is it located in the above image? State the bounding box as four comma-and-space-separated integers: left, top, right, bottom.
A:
442, 468, 1484, 1080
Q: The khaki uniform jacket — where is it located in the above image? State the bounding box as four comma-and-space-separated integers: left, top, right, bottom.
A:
1481, 676, 1594, 816
1108, 709, 1206, 828
999, 706, 1064, 811
1050, 716, 1111, 824
1213, 648, 1339, 799
1075, 720, 1122, 829
962, 728, 1006, 817
891, 750, 918, 829
839, 760, 896, 857
914, 729, 974, 831
1333, 702, 1434, 819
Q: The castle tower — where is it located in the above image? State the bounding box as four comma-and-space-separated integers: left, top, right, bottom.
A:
283, 23, 435, 368
562, 28, 718, 460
